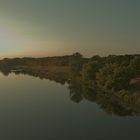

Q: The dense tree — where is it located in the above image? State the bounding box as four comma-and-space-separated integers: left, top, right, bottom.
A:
96, 64, 134, 91
130, 56, 140, 77
82, 61, 102, 80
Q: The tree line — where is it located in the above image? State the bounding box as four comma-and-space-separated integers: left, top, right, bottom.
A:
0, 52, 140, 116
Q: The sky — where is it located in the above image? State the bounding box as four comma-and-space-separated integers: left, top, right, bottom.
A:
0, 0, 140, 58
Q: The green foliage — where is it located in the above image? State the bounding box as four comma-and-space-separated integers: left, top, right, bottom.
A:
69, 53, 86, 77
96, 64, 134, 91
130, 56, 140, 76
81, 54, 139, 92
82, 61, 102, 80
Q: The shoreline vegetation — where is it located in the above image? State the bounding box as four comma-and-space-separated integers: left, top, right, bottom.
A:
0, 52, 140, 116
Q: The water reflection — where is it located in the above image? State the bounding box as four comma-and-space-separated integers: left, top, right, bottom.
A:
0, 68, 140, 117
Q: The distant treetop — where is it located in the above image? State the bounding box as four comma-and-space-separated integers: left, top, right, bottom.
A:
72, 52, 83, 58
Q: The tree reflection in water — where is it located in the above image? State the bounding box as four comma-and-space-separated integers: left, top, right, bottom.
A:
0, 67, 140, 117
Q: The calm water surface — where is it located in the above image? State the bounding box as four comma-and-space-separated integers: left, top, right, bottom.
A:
0, 73, 140, 140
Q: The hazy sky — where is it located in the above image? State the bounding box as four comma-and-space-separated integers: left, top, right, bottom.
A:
0, 0, 140, 57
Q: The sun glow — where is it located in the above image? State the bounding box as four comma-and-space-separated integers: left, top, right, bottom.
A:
0, 27, 22, 49
0, 26, 29, 58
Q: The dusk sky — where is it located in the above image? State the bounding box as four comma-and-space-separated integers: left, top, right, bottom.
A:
0, 0, 140, 58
